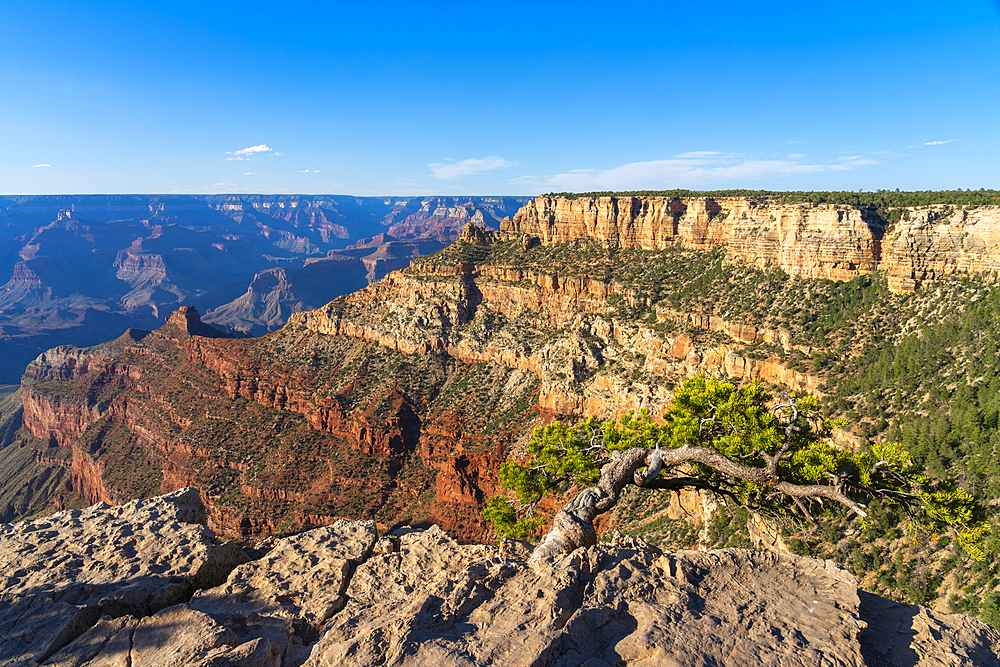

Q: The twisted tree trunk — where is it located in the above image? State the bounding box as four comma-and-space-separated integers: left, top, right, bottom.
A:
529, 448, 649, 563
528, 444, 871, 563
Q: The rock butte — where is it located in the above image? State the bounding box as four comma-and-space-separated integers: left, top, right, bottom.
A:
2, 488, 997, 667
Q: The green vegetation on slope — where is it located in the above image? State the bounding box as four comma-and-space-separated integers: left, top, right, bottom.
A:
486, 376, 984, 555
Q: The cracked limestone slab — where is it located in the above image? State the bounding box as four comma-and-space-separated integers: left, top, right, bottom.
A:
305, 531, 1000, 667
0, 488, 249, 665
187, 520, 378, 657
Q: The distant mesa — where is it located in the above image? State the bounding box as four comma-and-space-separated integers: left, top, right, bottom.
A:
0, 194, 528, 383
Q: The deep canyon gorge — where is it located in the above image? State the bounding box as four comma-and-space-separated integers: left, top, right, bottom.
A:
4, 192, 1000, 664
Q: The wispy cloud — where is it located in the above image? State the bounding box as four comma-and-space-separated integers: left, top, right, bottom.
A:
233, 144, 273, 155
512, 151, 878, 190
829, 155, 879, 170
225, 157, 245, 161
244, 172, 257, 175
673, 151, 724, 159
33, 164, 51, 168
169, 183, 262, 194
923, 140, 954, 146
299, 169, 321, 173
429, 155, 517, 179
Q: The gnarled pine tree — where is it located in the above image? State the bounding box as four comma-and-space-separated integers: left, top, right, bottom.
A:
484, 375, 986, 562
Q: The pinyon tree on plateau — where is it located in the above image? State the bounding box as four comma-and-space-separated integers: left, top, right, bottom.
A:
484, 375, 987, 562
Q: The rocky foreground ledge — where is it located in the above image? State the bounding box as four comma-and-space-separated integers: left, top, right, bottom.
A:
1, 490, 997, 667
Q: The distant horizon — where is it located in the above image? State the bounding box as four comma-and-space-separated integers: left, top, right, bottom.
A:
4, 188, 1000, 199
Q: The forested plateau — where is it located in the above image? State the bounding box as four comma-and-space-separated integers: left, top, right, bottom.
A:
5, 191, 1000, 627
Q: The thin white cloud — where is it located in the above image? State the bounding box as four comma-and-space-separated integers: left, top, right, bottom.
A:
674, 151, 723, 159
299, 169, 321, 173
429, 155, 517, 179
924, 140, 954, 146
514, 152, 877, 190
169, 184, 291, 194
244, 172, 257, 175
836, 155, 879, 167
225, 157, 245, 161
272, 152, 283, 157
234, 144, 273, 155
33, 164, 51, 168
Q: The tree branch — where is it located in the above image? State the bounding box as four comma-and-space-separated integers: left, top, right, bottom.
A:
529, 444, 874, 562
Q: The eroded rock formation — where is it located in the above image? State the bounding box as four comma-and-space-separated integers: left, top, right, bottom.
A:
503, 195, 1000, 292
2, 490, 996, 666
0, 195, 530, 384
17, 306, 537, 540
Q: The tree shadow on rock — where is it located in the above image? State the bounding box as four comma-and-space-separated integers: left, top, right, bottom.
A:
858, 590, 921, 667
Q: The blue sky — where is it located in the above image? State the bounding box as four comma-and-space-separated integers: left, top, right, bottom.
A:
2, 1, 998, 195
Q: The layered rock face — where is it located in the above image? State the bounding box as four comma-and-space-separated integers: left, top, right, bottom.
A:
504, 196, 1000, 290
883, 206, 1000, 291
294, 239, 823, 419
3, 490, 997, 667
17, 212, 841, 535
18, 306, 540, 540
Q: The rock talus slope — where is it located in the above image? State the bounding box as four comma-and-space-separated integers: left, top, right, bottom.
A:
2, 490, 996, 667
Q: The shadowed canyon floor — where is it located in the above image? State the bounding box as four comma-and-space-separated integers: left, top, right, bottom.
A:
1, 489, 997, 666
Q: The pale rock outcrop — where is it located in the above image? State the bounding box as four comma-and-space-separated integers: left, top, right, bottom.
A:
0, 488, 248, 665
188, 520, 378, 660
504, 196, 1000, 292
883, 206, 1000, 291
503, 195, 879, 281
306, 529, 1000, 667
